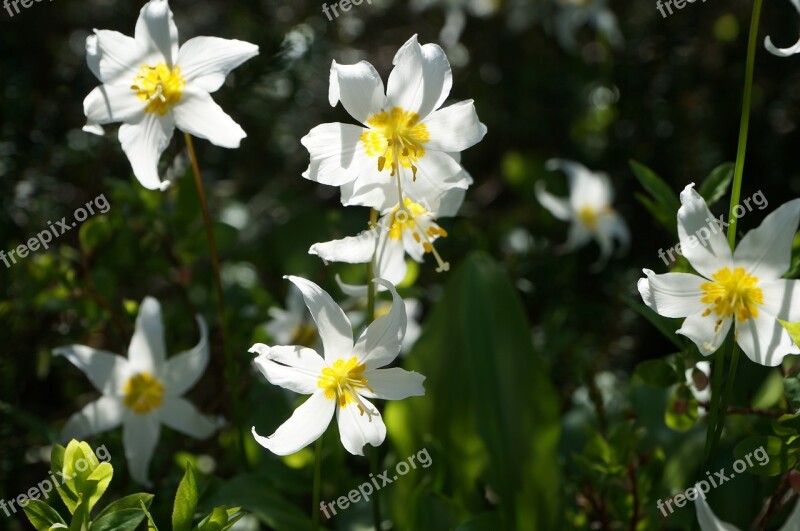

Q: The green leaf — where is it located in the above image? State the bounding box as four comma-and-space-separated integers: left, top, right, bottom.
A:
634, 192, 675, 235
733, 436, 799, 476
173, 464, 199, 531
664, 386, 699, 432
22, 499, 66, 531
623, 296, 684, 349
634, 358, 681, 387
51, 444, 79, 515
95, 493, 154, 521
630, 160, 680, 233
195, 506, 244, 531
785, 376, 800, 411
78, 216, 113, 254
67, 501, 89, 531
698, 162, 734, 206
140, 500, 159, 531
60, 440, 112, 514
90, 508, 147, 531
780, 320, 800, 350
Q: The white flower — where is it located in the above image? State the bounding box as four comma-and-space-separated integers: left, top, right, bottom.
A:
55, 297, 221, 485
535, 159, 629, 268
639, 185, 800, 367
346, 293, 423, 355
251, 276, 425, 456
686, 361, 711, 405
82, 0, 259, 190
301, 35, 486, 211
263, 284, 319, 349
553, 0, 623, 52
765, 0, 800, 57
695, 490, 800, 530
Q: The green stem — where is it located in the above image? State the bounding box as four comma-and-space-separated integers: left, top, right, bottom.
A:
312, 437, 323, 531
370, 446, 382, 531
184, 133, 247, 467
365, 207, 381, 531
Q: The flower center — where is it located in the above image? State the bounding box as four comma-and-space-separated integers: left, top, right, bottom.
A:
578, 206, 600, 230
700, 267, 764, 323
387, 198, 450, 273
361, 108, 430, 180
123, 372, 164, 414
131, 63, 185, 116
317, 357, 375, 416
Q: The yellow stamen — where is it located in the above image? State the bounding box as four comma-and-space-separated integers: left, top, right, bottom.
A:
700, 267, 763, 323
361, 108, 429, 179
578, 206, 600, 230
386, 198, 450, 273
131, 63, 185, 115
317, 357, 376, 417
123, 372, 164, 414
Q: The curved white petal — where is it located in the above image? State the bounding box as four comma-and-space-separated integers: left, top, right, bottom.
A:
353, 279, 406, 369
421, 100, 487, 153
734, 198, 800, 280
118, 112, 174, 191
173, 87, 246, 149
594, 210, 629, 265
159, 397, 221, 439
134, 0, 179, 66
329, 60, 387, 125
309, 231, 377, 265
638, 269, 706, 318
765, 36, 800, 57
677, 184, 733, 278
335, 274, 370, 298
336, 395, 386, 456
695, 490, 739, 531
762, 279, 800, 323
251, 343, 325, 395
374, 234, 408, 286
177, 36, 259, 93
54, 345, 130, 396
251, 390, 335, 456
387, 35, 452, 119
404, 150, 470, 210
62, 396, 125, 441
736, 312, 800, 367
128, 297, 167, 374
86, 31, 145, 85
285, 276, 354, 364
535, 181, 572, 222
162, 316, 209, 397
339, 163, 395, 209
122, 411, 161, 486
677, 311, 732, 356
301, 123, 369, 187
433, 187, 466, 218
360, 368, 425, 400
546, 159, 613, 208
84, 85, 144, 127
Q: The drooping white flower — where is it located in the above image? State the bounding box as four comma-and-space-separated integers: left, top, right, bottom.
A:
535, 159, 629, 268
695, 490, 800, 530
410, 0, 500, 49
765, 0, 800, 57
553, 0, 624, 52
639, 185, 800, 367
251, 276, 425, 456
82, 0, 259, 190
686, 361, 711, 405
301, 35, 486, 212
56, 297, 221, 485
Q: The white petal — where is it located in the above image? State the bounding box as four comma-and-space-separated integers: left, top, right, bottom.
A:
677, 184, 733, 278
421, 100, 487, 152
560, 221, 592, 253
84, 85, 144, 127
736, 312, 800, 367
128, 297, 167, 374
733, 199, 800, 279
285, 276, 354, 364
251, 343, 325, 395
535, 181, 572, 222
353, 279, 407, 369
593, 210, 629, 267
337, 395, 386, 456
62, 397, 125, 441
134, 0, 179, 66
387, 35, 452, 119
762, 279, 800, 322
86, 31, 145, 85
433, 187, 466, 218
638, 269, 706, 318
122, 412, 161, 486
374, 235, 408, 286
339, 164, 395, 210
335, 274, 369, 298
546, 158, 613, 208
301, 123, 368, 187
360, 368, 425, 400
403, 150, 470, 210
329, 60, 387, 125
173, 87, 246, 149
118, 113, 174, 191
177, 36, 259, 93
251, 391, 335, 456
309, 232, 377, 265
677, 311, 732, 356
159, 397, 221, 439
765, 35, 800, 57
694, 490, 739, 531
779, 498, 800, 531
54, 345, 130, 395
162, 316, 209, 396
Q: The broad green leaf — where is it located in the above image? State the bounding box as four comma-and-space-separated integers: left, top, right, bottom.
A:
195, 506, 244, 531
95, 493, 153, 521
22, 499, 66, 531
60, 440, 111, 514
635, 358, 681, 388
90, 509, 147, 531
733, 436, 799, 476
50, 444, 79, 515
780, 320, 800, 351
698, 162, 734, 206
173, 464, 199, 531
84, 462, 113, 513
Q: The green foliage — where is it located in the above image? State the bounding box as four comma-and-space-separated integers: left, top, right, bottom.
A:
698, 163, 735, 206
630, 160, 680, 236
173, 464, 200, 531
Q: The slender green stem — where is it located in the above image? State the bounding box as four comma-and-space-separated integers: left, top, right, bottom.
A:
370, 446, 382, 531
312, 437, 323, 531
365, 207, 381, 531
184, 133, 246, 467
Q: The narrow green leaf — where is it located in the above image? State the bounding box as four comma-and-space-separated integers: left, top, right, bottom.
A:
95, 493, 154, 521
50, 445, 79, 515
21, 499, 66, 531
90, 508, 147, 531
629, 160, 680, 219
173, 464, 199, 531
698, 162, 734, 206
140, 500, 159, 531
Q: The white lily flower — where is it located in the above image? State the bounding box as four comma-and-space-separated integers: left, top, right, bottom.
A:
251, 276, 425, 456
639, 185, 800, 367
553, 0, 624, 52
695, 491, 800, 530
346, 295, 423, 355
535, 159, 630, 268
765, 0, 800, 57
82, 0, 259, 190
301, 35, 486, 211
56, 297, 221, 485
